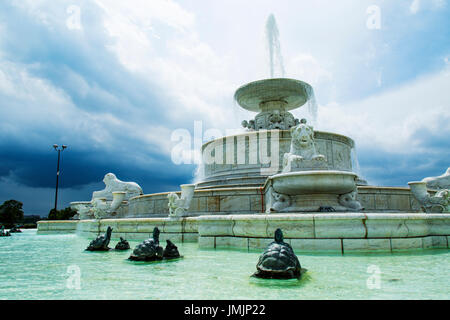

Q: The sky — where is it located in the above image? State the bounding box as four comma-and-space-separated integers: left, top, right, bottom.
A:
0, 0, 449, 215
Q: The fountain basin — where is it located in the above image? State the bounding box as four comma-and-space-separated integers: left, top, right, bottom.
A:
234, 78, 313, 112
270, 170, 357, 195
5, 229, 450, 299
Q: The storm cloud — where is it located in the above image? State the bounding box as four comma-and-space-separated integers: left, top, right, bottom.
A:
0, 0, 448, 215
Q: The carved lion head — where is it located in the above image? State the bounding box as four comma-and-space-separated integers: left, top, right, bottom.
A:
103, 173, 117, 185
290, 120, 314, 148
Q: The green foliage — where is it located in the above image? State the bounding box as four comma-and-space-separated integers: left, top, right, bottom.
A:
0, 200, 24, 224
48, 207, 78, 220
20, 215, 42, 228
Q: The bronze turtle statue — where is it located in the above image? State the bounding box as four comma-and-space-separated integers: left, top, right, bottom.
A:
253, 228, 302, 279
115, 237, 130, 250
0, 226, 11, 237
128, 227, 164, 261
163, 239, 181, 259
9, 225, 22, 233
86, 226, 113, 251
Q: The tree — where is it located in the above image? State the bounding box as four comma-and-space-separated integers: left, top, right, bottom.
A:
48, 207, 78, 220
0, 200, 24, 224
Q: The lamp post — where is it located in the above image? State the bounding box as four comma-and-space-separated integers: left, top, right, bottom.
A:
53, 144, 67, 212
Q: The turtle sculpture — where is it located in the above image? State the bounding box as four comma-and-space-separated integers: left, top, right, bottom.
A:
9, 225, 22, 233
162, 240, 181, 259
86, 226, 113, 251
115, 237, 130, 250
253, 228, 302, 279
128, 227, 164, 261
0, 226, 11, 237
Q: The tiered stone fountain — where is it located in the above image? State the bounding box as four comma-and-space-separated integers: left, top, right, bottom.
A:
37, 76, 449, 253
37, 15, 449, 253
233, 77, 363, 213
196, 83, 362, 190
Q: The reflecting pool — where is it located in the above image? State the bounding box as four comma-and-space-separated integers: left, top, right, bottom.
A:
0, 230, 449, 299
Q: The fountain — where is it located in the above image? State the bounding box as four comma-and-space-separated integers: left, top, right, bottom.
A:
0, 225, 11, 237
234, 73, 364, 212
421, 167, 450, 190
262, 117, 363, 212
167, 184, 196, 218
114, 237, 130, 250
70, 173, 143, 220
238, 78, 308, 131
37, 15, 450, 254
265, 14, 285, 79
85, 226, 113, 251
9, 225, 22, 233
128, 227, 164, 261
128, 227, 181, 261
253, 228, 303, 279
408, 181, 449, 213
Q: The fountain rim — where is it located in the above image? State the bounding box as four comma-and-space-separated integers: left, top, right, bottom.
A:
263, 170, 358, 190
200, 129, 355, 151
267, 170, 358, 195
234, 78, 313, 112
269, 170, 358, 179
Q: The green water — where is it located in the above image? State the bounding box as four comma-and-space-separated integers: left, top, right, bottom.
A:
0, 230, 449, 299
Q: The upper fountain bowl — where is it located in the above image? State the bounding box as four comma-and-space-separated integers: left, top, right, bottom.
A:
234, 78, 313, 112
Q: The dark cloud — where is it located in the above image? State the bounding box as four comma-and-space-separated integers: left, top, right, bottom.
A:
0, 1, 169, 122
360, 152, 448, 187
409, 114, 450, 152
0, 138, 195, 215
0, 139, 194, 189
0, 1, 448, 215
0, 1, 197, 213
358, 125, 450, 187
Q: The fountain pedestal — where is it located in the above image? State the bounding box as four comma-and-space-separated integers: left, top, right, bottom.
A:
264, 171, 361, 212
262, 117, 363, 213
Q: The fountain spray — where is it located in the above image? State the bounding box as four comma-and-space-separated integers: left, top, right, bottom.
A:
265, 14, 285, 78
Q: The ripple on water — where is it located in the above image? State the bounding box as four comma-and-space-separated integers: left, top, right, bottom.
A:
0, 230, 449, 299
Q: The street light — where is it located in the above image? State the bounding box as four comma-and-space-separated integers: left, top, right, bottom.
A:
53, 144, 67, 212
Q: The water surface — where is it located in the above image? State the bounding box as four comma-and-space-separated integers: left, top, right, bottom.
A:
0, 230, 449, 299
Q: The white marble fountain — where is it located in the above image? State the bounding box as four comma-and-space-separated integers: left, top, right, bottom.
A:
37, 14, 449, 253
234, 78, 364, 213
38, 75, 450, 253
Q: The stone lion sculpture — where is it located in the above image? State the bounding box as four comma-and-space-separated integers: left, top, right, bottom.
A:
92, 173, 143, 201
422, 168, 450, 190
283, 119, 326, 173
